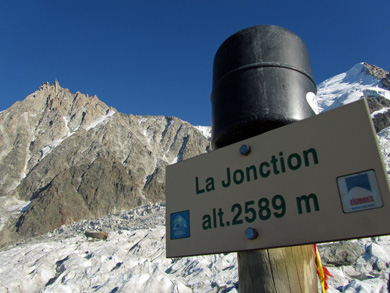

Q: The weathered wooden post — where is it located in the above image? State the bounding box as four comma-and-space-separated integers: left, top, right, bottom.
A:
211, 25, 318, 292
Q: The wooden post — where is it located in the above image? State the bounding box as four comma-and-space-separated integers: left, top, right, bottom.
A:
238, 245, 317, 292
211, 26, 319, 291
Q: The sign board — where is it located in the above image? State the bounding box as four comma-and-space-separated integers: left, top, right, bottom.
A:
166, 100, 390, 258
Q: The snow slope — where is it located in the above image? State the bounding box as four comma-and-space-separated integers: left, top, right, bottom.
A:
317, 62, 387, 112
317, 62, 390, 171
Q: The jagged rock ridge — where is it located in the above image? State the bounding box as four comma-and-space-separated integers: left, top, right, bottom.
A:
0, 81, 210, 245
363, 62, 390, 90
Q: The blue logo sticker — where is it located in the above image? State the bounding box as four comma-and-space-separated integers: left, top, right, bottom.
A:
345, 173, 371, 192
170, 210, 190, 240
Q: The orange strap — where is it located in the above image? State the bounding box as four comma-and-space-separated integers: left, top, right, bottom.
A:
314, 244, 333, 292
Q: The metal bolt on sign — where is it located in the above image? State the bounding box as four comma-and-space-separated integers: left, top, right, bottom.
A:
245, 228, 258, 240
240, 145, 251, 156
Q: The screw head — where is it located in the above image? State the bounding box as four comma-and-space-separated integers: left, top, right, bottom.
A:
240, 145, 251, 156
245, 228, 258, 240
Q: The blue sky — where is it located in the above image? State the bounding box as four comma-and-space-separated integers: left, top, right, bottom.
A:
1, 0, 389, 126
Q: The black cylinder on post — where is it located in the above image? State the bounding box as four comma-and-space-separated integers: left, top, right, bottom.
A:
211, 25, 317, 149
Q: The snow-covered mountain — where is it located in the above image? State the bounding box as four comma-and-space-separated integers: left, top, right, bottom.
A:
318, 62, 390, 134
317, 62, 390, 176
1, 62, 390, 292
317, 63, 389, 112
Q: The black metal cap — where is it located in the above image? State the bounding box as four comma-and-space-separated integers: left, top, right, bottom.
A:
211, 25, 317, 149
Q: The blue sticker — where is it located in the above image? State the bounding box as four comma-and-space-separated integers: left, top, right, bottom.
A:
170, 210, 190, 240
345, 173, 371, 192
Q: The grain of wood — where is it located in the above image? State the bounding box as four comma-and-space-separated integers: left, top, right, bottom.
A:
238, 245, 317, 292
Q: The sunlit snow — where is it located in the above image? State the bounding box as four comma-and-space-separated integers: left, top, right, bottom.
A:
195, 126, 211, 139
85, 109, 116, 131
317, 62, 382, 112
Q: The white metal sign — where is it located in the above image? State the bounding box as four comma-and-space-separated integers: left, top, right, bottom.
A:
166, 100, 390, 258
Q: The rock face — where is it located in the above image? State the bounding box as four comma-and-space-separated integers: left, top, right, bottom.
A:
318, 242, 366, 266
363, 62, 390, 90
317, 238, 390, 292
0, 81, 210, 245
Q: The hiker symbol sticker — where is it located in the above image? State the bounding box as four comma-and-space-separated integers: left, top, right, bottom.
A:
337, 170, 384, 213
170, 210, 190, 240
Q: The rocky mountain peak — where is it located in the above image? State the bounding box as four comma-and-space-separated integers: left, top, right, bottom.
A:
363, 62, 389, 79
0, 82, 211, 246
363, 62, 390, 89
